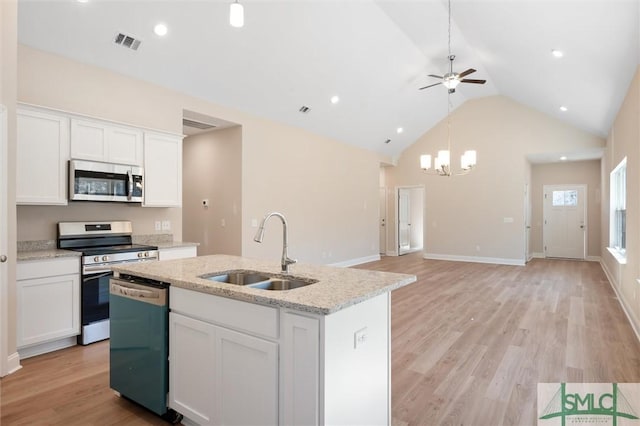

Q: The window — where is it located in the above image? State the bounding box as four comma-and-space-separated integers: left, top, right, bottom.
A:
552, 190, 578, 207
609, 158, 626, 257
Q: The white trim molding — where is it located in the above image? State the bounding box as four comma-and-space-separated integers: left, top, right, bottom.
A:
329, 255, 381, 268
600, 260, 640, 343
6, 352, 21, 375
423, 253, 525, 266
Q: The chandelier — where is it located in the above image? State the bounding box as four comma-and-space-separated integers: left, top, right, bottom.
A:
420, 0, 477, 176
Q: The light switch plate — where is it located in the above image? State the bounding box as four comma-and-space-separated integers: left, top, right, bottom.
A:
162, 220, 171, 231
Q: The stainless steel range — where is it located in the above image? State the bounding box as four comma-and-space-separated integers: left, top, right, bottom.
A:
58, 221, 158, 345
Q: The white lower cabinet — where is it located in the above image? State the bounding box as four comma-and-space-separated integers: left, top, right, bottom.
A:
214, 327, 278, 425
16, 257, 80, 358
169, 286, 390, 426
169, 311, 278, 426
159, 245, 197, 261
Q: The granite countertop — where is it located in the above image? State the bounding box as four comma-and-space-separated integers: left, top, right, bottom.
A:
17, 236, 198, 262
112, 255, 417, 315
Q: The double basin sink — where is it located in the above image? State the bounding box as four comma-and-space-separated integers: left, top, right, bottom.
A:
201, 270, 318, 291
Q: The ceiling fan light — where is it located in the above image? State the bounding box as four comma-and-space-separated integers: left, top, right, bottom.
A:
420, 154, 432, 170
442, 77, 460, 89
230, 1, 244, 28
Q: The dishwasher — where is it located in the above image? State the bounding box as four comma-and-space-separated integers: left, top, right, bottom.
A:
109, 276, 182, 424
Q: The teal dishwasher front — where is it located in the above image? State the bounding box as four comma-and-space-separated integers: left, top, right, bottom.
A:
109, 277, 177, 420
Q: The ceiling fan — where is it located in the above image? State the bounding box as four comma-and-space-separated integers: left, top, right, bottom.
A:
419, 54, 486, 94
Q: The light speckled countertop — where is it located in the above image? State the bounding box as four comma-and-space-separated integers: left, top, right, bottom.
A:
112, 255, 417, 315
17, 237, 198, 262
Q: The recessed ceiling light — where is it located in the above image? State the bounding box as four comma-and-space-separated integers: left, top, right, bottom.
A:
396, 127, 404, 134
551, 49, 564, 58
330, 95, 340, 104
77, 0, 89, 3
560, 156, 568, 161
154, 23, 168, 37
559, 106, 568, 112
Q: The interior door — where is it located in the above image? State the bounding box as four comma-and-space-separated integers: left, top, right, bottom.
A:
398, 189, 411, 255
379, 188, 386, 255
524, 183, 531, 262
543, 185, 586, 259
1, 105, 9, 376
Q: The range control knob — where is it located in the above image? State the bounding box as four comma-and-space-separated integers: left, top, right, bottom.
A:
137, 252, 144, 258
102, 255, 109, 262
144, 252, 149, 257
94, 256, 100, 263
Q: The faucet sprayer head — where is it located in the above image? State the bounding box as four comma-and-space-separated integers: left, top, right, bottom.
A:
253, 225, 265, 243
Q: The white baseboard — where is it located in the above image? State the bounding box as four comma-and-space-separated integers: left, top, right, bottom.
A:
599, 260, 640, 344
423, 253, 525, 266
585, 255, 601, 262
6, 351, 22, 375
532, 252, 545, 259
329, 254, 381, 268
385, 250, 397, 257
18, 336, 77, 360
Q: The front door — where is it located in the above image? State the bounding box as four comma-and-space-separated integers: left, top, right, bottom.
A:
543, 185, 586, 259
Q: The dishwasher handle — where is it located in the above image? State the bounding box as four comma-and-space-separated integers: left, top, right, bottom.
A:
110, 279, 167, 306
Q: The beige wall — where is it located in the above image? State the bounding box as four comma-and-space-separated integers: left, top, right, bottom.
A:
385, 96, 604, 264
530, 160, 601, 258
183, 127, 242, 256
18, 45, 386, 266
1, 0, 18, 372
600, 67, 640, 334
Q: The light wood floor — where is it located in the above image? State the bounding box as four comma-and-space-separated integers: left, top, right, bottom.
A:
2, 255, 640, 425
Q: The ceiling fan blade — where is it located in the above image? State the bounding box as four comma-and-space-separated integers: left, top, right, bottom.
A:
460, 79, 486, 84
458, 68, 477, 78
428, 74, 443, 79
419, 82, 442, 90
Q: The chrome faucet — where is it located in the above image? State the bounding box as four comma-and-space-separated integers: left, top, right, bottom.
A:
254, 212, 297, 273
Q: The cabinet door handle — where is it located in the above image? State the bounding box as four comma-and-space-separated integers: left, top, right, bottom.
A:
0, 255, 7, 263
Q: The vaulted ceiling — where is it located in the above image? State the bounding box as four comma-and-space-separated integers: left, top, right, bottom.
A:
17, 0, 640, 159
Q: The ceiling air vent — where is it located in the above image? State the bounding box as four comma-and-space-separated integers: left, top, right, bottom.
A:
182, 118, 216, 131
114, 32, 141, 51
299, 106, 311, 114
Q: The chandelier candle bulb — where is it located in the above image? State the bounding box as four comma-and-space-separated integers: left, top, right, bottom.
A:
420, 154, 432, 170
437, 150, 450, 167
230, 0, 244, 28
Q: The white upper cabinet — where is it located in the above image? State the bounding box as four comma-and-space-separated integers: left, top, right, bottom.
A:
17, 107, 70, 205
70, 118, 143, 166
143, 132, 183, 207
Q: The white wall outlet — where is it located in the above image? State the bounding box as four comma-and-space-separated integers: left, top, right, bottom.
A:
154, 221, 161, 231
251, 219, 258, 228
161, 220, 171, 231
221, 218, 226, 227
503, 217, 514, 223
476, 245, 481, 252
354, 327, 368, 349
202, 199, 209, 207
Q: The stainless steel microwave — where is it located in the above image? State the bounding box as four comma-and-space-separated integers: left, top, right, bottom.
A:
69, 159, 143, 203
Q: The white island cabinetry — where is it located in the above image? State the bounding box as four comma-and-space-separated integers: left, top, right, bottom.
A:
169, 285, 389, 426
112, 254, 415, 426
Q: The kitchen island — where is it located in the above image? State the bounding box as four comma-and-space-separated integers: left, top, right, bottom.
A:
112, 255, 417, 426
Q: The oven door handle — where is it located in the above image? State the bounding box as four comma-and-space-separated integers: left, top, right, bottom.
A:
83, 270, 113, 281
127, 169, 133, 201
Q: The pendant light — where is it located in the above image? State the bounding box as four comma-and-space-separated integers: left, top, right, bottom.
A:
230, 0, 244, 28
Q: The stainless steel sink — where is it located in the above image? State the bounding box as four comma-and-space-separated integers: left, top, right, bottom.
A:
248, 277, 318, 291
202, 270, 271, 285
201, 270, 318, 290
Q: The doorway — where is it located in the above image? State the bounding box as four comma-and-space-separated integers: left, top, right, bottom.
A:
543, 184, 587, 259
1, 105, 8, 376
396, 186, 424, 256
